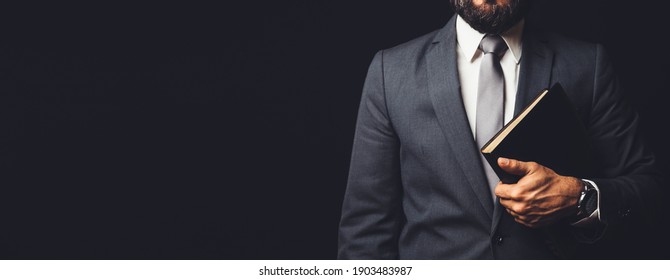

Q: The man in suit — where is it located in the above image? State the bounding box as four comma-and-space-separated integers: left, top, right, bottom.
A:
338, 0, 663, 259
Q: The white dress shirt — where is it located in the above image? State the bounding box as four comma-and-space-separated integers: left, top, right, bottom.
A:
454, 16, 601, 225
455, 15, 523, 133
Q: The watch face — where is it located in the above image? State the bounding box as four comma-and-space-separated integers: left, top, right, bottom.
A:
582, 188, 598, 215
583, 188, 596, 200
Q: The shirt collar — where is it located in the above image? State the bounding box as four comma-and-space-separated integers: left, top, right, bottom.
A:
455, 15, 524, 64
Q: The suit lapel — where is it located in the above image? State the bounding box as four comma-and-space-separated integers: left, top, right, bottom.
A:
427, 17, 494, 218
492, 30, 555, 235
513, 32, 555, 116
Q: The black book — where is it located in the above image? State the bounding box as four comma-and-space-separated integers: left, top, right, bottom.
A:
480, 83, 591, 184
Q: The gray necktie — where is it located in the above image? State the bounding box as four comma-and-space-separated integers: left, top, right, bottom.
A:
475, 34, 508, 198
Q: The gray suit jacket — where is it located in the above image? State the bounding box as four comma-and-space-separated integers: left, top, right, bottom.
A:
338, 16, 663, 259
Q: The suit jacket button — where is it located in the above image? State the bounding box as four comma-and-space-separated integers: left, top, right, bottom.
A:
496, 236, 504, 245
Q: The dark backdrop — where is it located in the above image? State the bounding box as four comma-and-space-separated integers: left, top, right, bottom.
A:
0, 1, 668, 259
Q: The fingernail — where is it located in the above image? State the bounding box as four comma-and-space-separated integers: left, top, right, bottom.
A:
498, 157, 509, 165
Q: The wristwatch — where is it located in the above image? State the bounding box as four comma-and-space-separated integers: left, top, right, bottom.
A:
576, 180, 598, 218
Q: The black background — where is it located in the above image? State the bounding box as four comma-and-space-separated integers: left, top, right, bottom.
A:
0, 1, 668, 259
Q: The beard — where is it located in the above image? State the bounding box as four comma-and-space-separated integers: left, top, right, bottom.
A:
451, 0, 530, 34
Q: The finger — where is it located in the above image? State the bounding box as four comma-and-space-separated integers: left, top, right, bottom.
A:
500, 200, 531, 216
515, 212, 560, 228
499, 197, 516, 211
513, 214, 542, 228
505, 208, 520, 219
498, 157, 535, 176
513, 217, 534, 228
495, 182, 524, 201
506, 207, 532, 222
494, 183, 513, 199
505, 208, 532, 225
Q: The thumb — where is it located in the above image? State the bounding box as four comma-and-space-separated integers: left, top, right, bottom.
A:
497, 157, 534, 176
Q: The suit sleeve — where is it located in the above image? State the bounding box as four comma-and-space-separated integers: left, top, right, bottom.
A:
582, 44, 664, 240
338, 51, 404, 259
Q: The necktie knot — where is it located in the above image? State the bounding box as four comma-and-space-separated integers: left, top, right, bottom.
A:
479, 34, 508, 57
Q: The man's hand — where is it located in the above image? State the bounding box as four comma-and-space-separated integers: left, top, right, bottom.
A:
494, 157, 583, 228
